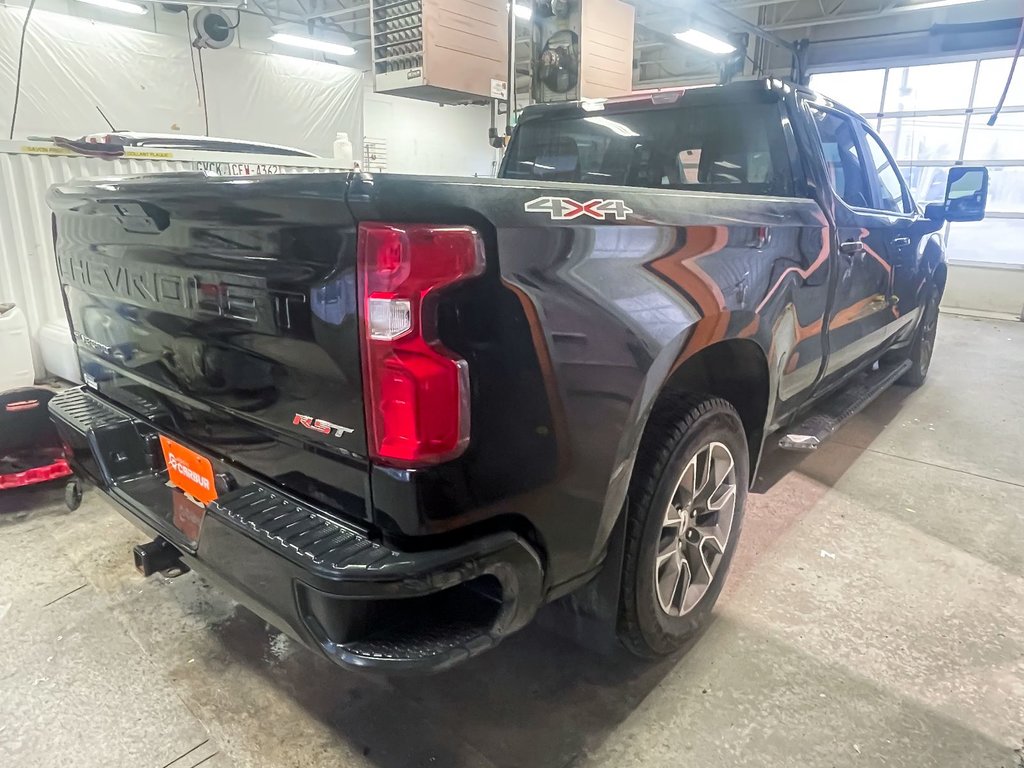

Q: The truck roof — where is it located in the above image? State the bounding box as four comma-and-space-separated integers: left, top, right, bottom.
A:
516, 78, 867, 127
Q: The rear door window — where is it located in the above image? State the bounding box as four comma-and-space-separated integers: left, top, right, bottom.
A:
503, 100, 795, 197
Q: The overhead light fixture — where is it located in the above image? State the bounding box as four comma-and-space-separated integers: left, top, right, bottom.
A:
507, 3, 532, 20
77, 0, 148, 15
269, 33, 356, 56
894, 0, 984, 10
673, 28, 736, 55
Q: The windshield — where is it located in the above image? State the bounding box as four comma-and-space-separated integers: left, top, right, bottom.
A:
502, 100, 794, 197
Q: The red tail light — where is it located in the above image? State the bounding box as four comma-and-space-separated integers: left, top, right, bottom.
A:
357, 223, 484, 466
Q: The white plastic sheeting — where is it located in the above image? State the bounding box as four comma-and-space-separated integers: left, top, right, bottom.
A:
0, 6, 363, 157
0, 142, 347, 380
364, 90, 499, 177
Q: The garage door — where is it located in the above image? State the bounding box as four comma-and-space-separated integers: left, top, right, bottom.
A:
811, 59, 1024, 319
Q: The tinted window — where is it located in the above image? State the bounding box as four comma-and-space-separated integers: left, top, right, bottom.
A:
808, 105, 870, 208
861, 128, 911, 213
503, 101, 794, 196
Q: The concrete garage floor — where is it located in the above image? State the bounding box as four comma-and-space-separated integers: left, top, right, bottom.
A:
1, 313, 1022, 768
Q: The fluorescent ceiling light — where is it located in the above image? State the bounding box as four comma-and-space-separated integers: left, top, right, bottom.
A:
269, 33, 356, 56
584, 116, 639, 137
507, 3, 532, 20
673, 28, 736, 55
77, 0, 148, 15
894, 0, 984, 10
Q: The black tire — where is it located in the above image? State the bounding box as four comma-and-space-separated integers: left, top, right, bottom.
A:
64, 478, 83, 511
898, 285, 941, 388
618, 396, 748, 658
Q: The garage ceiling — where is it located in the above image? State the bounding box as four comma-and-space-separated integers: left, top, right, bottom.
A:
253, 0, 1022, 89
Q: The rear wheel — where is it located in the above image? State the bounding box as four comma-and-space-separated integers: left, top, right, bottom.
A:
618, 396, 748, 658
899, 285, 940, 387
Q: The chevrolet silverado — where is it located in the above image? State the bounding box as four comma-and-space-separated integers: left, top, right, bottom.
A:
47, 79, 988, 672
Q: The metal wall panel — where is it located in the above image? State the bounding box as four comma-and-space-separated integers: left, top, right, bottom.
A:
580, 0, 635, 99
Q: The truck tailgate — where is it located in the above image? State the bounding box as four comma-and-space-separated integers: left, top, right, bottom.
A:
48, 172, 371, 521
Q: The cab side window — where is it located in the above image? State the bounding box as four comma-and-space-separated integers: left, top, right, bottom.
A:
807, 105, 870, 208
860, 128, 912, 214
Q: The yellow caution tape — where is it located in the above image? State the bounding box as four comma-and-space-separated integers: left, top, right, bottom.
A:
19, 145, 175, 160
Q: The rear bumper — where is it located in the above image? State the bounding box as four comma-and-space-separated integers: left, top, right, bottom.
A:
49, 387, 544, 673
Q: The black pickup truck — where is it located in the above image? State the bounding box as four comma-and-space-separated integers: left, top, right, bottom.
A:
47, 79, 988, 673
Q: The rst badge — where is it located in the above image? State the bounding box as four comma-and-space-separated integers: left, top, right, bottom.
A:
293, 413, 354, 438
524, 196, 633, 221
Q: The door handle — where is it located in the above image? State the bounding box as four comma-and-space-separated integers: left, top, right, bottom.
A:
892, 236, 912, 247
839, 240, 865, 255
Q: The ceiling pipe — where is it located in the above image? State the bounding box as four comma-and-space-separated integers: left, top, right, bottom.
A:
719, 0, 803, 9
635, 72, 720, 87
764, 1, 931, 31
647, 0, 796, 52
641, 1, 801, 82
303, 2, 370, 22
705, 1, 798, 51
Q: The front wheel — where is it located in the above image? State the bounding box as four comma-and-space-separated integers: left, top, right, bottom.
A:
899, 285, 941, 387
617, 396, 748, 658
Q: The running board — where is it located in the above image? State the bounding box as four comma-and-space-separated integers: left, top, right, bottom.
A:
778, 359, 913, 451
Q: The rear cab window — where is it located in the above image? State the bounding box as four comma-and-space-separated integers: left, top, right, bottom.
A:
502, 91, 797, 197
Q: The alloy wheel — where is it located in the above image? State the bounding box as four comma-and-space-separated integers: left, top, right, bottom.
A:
654, 441, 737, 617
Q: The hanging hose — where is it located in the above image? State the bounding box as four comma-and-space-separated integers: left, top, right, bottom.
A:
988, 13, 1024, 126
506, 1, 516, 138
8, 0, 38, 140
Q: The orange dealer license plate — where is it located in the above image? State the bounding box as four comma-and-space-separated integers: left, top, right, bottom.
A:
159, 435, 218, 507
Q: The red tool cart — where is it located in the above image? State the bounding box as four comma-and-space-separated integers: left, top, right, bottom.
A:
0, 387, 74, 497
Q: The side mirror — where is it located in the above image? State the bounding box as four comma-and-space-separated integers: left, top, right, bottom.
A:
942, 166, 988, 222
923, 202, 946, 222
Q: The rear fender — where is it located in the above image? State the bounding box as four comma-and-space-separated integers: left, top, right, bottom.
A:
575, 319, 770, 615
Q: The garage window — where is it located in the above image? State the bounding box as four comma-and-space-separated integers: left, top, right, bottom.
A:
810, 57, 1024, 266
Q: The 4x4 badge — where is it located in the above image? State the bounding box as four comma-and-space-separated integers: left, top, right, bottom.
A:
524, 196, 633, 221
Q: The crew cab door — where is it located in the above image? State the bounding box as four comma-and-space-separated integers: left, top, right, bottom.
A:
855, 122, 922, 344
805, 104, 899, 380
